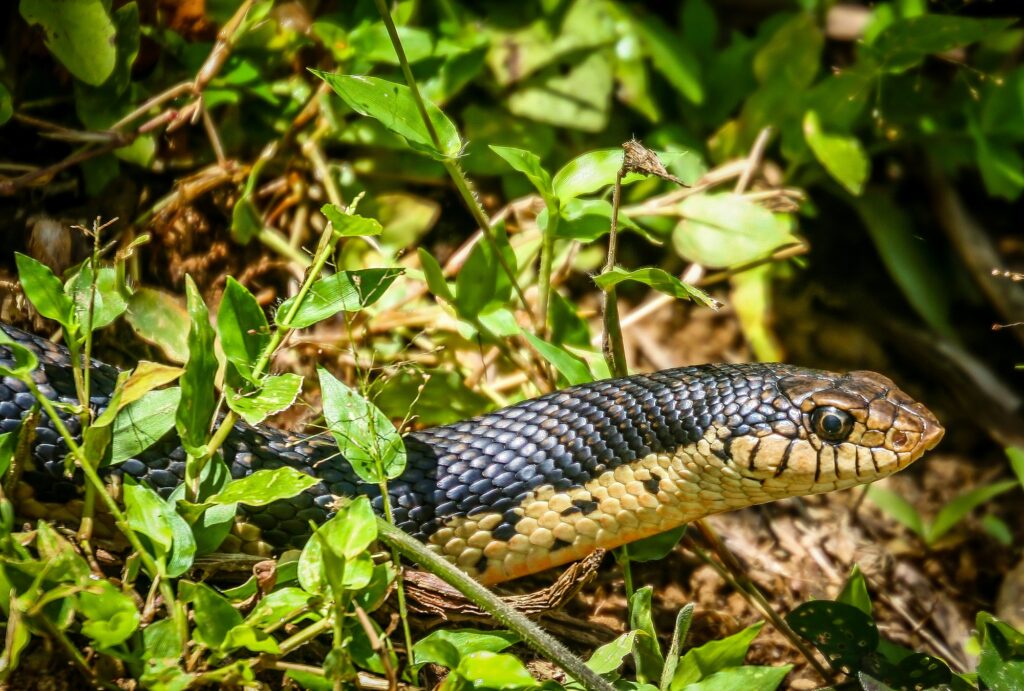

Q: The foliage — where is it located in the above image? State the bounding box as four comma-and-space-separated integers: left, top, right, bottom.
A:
0, 0, 1021, 689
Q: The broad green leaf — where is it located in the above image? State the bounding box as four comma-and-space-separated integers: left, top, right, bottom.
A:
855, 191, 953, 339
587, 631, 638, 675
175, 277, 217, 456
321, 204, 384, 237
673, 194, 797, 269
803, 111, 869, 196
490, 146, 555, 206
110, 387, 181, 465
0, 83, 12, 126
0, 329, 39, 378
298, 499, 378, 594
661, 605, 696, 691
345, 22, 434, 65
523, 333, 592, 386
277, 269, 404, 329
225, 372, 303, 426
321, 496, 376, 560
679, 664, 791, 691
455, 223, 517, 319
205, 466, 318, 507
244, 587, 312, 629
507, 51, 613, 133
414, 629, 518, 667
869, 16, 1015, 73
217, 277, 269, 383
1007, 447, 1024, 488
837, 565, 873, 616
672, 622, 764, 689
867, 486, 925, 538
318, 367, 406, 482
418, 248, 455, 303
314, 72, 462, 160
541, 198, 646, 243
730, 265, 783, 362
126, 287, 190, 363
19, 0, 116, 86
927, 480, 1018, 545
14, 252, 74, 327
753, 13, 822, 88
553, 148, 698, 200
630, 587, 665, 683
221, 625, 282, 655
68, 264, 129, 331
78, 581, 139, 649
978, 619, 1024, 690
627, 525, 687, 563
973, 129, 1024, 200
595, 267, 718, 309
455, 651, 537, 690
124, 479, 196, 577
627, 10, 703, 104
787, 602, 877, 674
180, 581, 242, 651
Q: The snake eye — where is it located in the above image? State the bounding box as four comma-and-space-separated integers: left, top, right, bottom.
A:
811, 406, 854, 442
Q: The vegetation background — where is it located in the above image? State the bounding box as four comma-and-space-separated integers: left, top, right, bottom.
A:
0, 0, 1022, 689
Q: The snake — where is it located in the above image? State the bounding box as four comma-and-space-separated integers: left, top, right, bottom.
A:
1, 322, 944, 585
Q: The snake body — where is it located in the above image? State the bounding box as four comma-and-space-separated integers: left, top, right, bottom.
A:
2, 323, 943, 584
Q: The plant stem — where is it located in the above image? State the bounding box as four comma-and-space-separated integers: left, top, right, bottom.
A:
375, 518, 615, 691
372, 0, 533, 325
601, 170, 628, 378
537, 207, 558, 338
377, 481, 415, 674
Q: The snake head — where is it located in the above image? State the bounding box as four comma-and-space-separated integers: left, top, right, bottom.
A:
764, 369, 944, 491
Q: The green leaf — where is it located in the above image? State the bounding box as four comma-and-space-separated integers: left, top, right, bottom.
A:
175, 277, 217, 456
854, 191, 953, 339
78, 581, 140, 649
455, 651, 538, 690
313, 72, 462, 160
753, 13, 822, 88
180, 581, 242, 651
0, 82, 12, 126
542, 198, 644, 243
277, 269, 404, 329
978, 619, 1024, 690
507, 51, 613, 133
67, 264, 129, 331
126, 287, 190, 363
672, 622, 764, 689
243, 587, 312, 629
298, 498, 378, 594
14, 252, 74, 327
627, 10, 703, 104
869, 16, 1015, 73
110, 387, 181, 465
927, 480, 1018, 545
19, 0, 116, 86
375, 368, 490, 427
490, 146, 555, 206
630, 587, 665, 683
217, 277, 269, 383
836, 565, 873, 616
588, 631, 638, 676
1007, 448, 1024, 489
321, 204, 384, 237
867, 486, 925, 538
627, 525, 687, 563
523, 333, 592, 386
221, 625, 282, 655
661, 605, 696, 691
418, 248, 455, 303
552, 148, 698, 201
803, 111, 869, 196
787, 601, 877, 674
0, 329, 39, 378
414, 629, 519, 668
124, 479, 196, 577
595, 267, 718, 309
205, 467, 318, 508
673, 194, 797, 269
225, 372, 303, 426
679, 665, 791, 691
318, 367, 406, 483
455, 223, 517, 319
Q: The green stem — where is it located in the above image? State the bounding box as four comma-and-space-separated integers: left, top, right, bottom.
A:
278, 616, 334, 655
375, 518, 615, 691
372, 0, 533, 324
601, 171, 628, 379
377, 481, 415, 674
617, 545, 634, 602
537, 205, 558, 338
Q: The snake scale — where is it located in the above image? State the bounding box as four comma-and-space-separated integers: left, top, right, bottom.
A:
1, 323, 944, 584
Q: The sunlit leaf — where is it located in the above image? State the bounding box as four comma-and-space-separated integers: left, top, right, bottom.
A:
14, 252, 74, 327
803, 111, 869, 195
19, 0, 116, 86
277, 269, 403, 329
595, 267, 719, 309
225, 372, 303, 426
217, 277, 269, 383
673, 194, 797, 269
